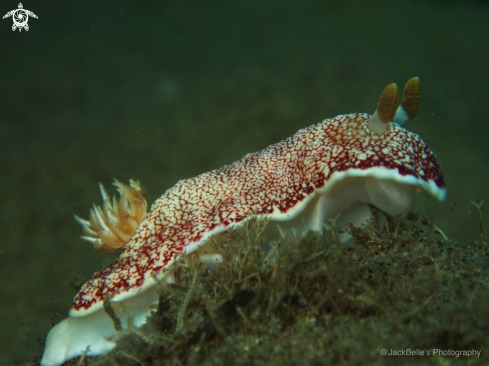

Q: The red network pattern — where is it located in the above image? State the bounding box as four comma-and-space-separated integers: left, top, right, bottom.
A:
73, 113, 444, 312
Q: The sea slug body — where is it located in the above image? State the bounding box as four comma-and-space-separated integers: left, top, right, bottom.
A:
41, 77, 446, 366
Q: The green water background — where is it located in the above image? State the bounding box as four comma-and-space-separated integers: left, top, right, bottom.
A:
0, 0, 488, 364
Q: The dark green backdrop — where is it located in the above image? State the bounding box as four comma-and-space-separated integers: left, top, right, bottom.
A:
0, 0, 488, 364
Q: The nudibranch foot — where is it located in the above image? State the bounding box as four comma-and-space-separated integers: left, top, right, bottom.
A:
40, 270, 172, 366
75, 179, 148, 253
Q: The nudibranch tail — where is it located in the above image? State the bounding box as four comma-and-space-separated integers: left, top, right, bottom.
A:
74, 179, 147, 253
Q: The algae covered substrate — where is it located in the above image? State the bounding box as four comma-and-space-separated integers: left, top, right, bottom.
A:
63, 212, 488, 366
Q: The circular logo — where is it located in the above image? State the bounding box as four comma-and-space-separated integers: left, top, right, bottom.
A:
12, 9, 28, 27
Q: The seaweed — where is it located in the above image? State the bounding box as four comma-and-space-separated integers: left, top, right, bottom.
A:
59, 207, 489, 366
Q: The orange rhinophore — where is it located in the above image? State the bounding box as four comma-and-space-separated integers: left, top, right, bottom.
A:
397, 76, 420, 122
368, 77, 421, 134
376, 83, 399, 124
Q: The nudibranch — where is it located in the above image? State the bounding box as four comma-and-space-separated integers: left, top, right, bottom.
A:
41, 77, 446, 366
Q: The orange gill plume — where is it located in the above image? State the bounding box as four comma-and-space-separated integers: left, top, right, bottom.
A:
74, 179, 148, 253
367, 77, 420, 134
